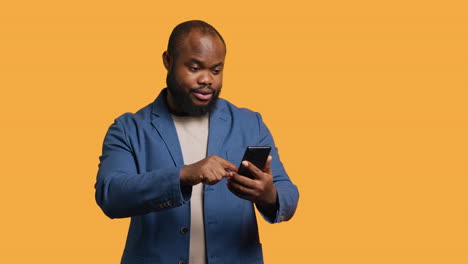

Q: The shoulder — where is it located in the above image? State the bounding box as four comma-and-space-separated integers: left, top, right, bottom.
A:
217, 98, 274, 146
112, 101, 153, 132
218, 98, 262, 121
216, 98, 268, 136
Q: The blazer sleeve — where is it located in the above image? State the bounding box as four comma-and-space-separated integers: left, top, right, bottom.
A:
95, 116, 191, 219
255, 113, 299, 223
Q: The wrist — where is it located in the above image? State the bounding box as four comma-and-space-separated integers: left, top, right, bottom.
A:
256, 193, 279, 219
257, 187, 278, 209
179, 165, 192, 186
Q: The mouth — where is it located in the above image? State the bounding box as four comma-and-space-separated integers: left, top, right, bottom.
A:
191, 88, 214, 101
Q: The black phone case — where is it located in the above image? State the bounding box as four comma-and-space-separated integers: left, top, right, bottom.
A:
237, 146, 271, 178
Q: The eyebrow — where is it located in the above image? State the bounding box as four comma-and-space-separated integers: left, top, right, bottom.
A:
189, 58, 224, 68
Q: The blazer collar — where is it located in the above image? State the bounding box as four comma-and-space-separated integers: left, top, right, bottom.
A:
207, 94, 231, 156
150, 88, 231, 166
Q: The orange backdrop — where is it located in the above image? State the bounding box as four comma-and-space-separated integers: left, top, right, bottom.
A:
1, 1, 467, 263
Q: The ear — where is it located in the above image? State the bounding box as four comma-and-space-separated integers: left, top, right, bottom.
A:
162, 51, 171, 71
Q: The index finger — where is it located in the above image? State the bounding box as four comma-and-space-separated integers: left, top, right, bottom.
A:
217, 156, 238, 172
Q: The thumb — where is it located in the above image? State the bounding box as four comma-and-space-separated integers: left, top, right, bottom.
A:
263, 156, 272, 174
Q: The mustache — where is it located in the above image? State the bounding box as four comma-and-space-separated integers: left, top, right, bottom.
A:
191, 86, 215, 94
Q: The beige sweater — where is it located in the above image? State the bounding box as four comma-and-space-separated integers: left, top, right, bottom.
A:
172, 114, 209, 264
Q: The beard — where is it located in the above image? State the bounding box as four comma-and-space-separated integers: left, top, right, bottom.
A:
166, 69, 221, 117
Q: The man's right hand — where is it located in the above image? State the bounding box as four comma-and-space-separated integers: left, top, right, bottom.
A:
180, 155, 238, 186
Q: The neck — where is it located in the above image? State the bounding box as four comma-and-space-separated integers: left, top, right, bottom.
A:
165, 88, 186, 116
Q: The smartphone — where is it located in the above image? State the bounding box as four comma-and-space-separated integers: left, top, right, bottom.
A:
237, 146, 272, 178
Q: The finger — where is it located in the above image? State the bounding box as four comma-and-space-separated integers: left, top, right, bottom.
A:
206, 155, 233, 178
227, 180, 256, 200
224, 168, 234, 178
229, 172, 257, 189
263, 156, 272, 174
205, 168, 221, 185
217, 166, 230, 179
218, 157, 238, 172
241, 160, 263, 180
226, 182, 249, 200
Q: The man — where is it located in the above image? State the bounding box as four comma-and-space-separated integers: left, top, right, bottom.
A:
95, 20, 299, 264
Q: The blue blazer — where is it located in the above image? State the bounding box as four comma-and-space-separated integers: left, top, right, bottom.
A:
95, 89, 299, 264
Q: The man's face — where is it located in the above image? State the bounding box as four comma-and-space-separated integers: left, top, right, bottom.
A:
165, 31, 226, 116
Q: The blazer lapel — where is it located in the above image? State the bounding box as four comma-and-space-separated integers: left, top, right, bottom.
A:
150, 90, 184, 167
207, 99, 231, 156
149, 89, 231, 166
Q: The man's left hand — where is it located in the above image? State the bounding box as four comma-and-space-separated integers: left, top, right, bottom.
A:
226, 156, 278, 209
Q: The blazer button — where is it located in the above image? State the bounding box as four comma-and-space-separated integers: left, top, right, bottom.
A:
180, 226, 188, 235
178, 260, 186, 264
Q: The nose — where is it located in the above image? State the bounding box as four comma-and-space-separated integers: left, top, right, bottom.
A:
197, 70, 213, 86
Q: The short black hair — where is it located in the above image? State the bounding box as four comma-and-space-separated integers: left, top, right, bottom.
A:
167, 20, 226, 58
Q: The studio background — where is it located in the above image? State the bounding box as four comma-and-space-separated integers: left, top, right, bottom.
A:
1, 1, 467, 263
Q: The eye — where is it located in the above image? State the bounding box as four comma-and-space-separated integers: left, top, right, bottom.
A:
212, 69, 222, 75
189, 66, 199, 72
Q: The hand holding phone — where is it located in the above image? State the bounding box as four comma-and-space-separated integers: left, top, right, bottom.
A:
237, 146, 271, 178
227, 146, 277, 210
